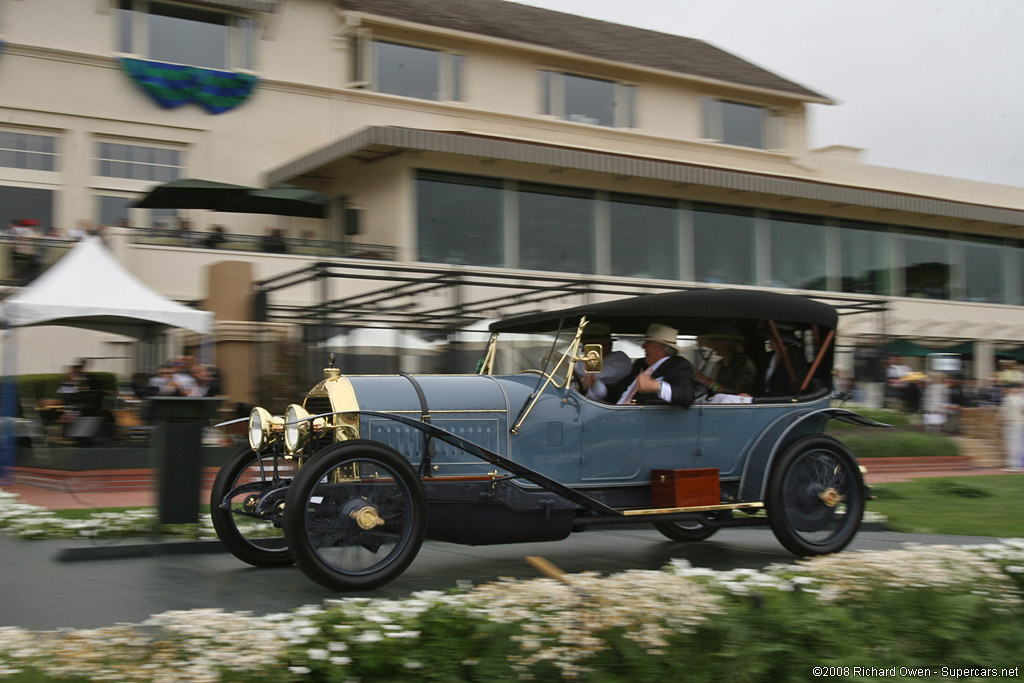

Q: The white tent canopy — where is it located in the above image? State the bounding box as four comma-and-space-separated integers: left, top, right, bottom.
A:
0, 236, 212, 338
322, 326, 439, 356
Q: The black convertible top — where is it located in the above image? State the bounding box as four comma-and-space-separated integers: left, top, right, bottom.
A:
490, 289, 838, 336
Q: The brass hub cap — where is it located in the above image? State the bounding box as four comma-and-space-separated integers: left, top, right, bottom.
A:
819, 487, 843, 507
350, 505, 385, 530
243, 495, 260, 513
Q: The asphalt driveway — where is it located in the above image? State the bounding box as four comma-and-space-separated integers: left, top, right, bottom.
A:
0, 526, 999, 631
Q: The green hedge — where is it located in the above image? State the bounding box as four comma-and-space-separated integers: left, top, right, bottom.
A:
2, 373, 119, 416
836, 430, 960, 458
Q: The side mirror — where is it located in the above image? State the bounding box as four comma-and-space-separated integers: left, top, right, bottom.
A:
579, 344, 603, 374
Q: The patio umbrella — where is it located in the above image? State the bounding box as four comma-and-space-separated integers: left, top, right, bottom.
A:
133, 178, 255, 209
216, 185, 329, 218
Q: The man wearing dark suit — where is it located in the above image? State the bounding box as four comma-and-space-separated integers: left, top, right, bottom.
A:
615, 323, 697, 408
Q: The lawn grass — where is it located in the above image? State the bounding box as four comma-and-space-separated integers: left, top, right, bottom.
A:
868, 474, 1024, 537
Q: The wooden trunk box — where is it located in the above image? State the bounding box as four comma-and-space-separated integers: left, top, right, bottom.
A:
650, 468, 720, 508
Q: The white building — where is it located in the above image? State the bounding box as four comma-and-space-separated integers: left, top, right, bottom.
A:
2, 0, 1023, 396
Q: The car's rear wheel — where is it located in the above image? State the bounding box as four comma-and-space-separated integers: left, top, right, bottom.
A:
283, 440, 426, 591
210, 447, 294, 567
653, 519, 718, 542
766, 435, 864, 556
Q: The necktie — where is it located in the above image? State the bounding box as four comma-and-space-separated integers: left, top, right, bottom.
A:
619, 367, 652, 405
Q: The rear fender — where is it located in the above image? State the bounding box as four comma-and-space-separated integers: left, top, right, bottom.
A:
739, 408, 887, 502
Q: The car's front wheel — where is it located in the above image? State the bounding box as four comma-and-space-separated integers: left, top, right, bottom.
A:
210, 447, 294, 567
766, 435, 864, 556
283, 440, 426, 591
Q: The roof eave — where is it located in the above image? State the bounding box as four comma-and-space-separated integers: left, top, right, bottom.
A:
342, 9, 833, 104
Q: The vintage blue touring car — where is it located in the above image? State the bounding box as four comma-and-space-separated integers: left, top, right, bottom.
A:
211, 289, 883, 591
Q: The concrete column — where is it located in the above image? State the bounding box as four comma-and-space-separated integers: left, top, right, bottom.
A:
974, 340, 994, 381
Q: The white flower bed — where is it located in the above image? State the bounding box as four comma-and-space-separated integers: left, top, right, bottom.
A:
0, 489, 216, 539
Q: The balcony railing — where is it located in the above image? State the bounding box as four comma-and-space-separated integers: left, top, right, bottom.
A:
124, 227, 397, 261
0, 236, 76, 287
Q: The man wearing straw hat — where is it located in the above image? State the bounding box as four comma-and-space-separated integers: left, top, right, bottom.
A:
615, 323, 697, 407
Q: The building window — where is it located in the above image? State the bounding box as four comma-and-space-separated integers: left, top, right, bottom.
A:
769, 213, 827, 290
518, 183, 594, 274
703, 98, 780, 150
371, 41, 463, 101
839, 220, 891, 296
960, 236, 1005, 303
609, 193, 677, 279
95, 142, 183, 182
0, 131, 58, 172
115, 0, 256, 70
541, 71, 635, 127
0, 186, 54, 233
416, 171, 503, 267
901, 230, 950, 299
693, 204, 756, 286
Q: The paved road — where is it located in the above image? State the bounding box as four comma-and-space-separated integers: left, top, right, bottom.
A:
0, 526, 998, 631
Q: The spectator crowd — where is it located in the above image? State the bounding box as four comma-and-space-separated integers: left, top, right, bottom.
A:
879, 355, 1024, 472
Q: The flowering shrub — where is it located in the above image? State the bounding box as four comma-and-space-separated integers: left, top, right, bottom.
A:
1, 487, 1023, 681
0, 537, 1021, 681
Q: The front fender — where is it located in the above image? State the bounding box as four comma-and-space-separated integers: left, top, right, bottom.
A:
739, 407, 888, 502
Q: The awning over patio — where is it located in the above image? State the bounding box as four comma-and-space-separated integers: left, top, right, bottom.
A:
266, 126, 1024, 227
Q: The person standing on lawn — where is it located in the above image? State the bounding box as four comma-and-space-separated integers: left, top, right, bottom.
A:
998, 382, 1024, 472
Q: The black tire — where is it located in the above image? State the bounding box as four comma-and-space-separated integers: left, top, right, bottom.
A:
654, 519, 718, 542
283, 440, 427, 591
767, 435, 864, 556
210, 447, 295, 568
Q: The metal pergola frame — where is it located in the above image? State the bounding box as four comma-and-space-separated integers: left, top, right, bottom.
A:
255, 260, 889, 339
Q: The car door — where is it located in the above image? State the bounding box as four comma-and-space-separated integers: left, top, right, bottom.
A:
579, 400, 700, 482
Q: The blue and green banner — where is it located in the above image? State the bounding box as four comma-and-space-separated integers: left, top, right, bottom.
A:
120, 58, 258, 114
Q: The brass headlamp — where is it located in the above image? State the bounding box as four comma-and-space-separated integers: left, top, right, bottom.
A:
284, 403, 326, 453
248, 406, 283, 452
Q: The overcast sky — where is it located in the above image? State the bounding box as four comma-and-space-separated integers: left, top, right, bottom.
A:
514, 0, 1024, 189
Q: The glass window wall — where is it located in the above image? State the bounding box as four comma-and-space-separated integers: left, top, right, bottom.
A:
960, 236, 1004, 303
693, 203, 755, 285
902, 231, 950, 299
769, 212, 827, 290
609, 193, 677, 280
839, 220, 891, 295
416, 171, 503, 267
411, 170, 1019, 308
519, 183, 594, 274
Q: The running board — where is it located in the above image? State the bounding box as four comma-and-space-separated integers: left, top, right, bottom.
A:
620, 501, 764, 516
